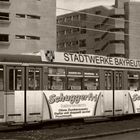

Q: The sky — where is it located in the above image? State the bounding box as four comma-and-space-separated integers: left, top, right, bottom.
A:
56, 0, 140, 15
56, 0, 115, 15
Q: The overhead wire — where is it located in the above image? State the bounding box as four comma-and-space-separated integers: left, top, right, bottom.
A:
56, 7, 140, 39
57, 7, 140, 25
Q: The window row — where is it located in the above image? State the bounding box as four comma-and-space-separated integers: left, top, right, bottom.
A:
57, 39, 86, 49
48, 67, 99, 90
0, 12, 41, 21
0, 66, 139, 91
0, 0, 10, 2
15, 35, 40, 40
57, 14, 87, 23
57, 26, 86, 36
0, 34, 40, 42
57, 10, 102, 24
16, 14, 40, 19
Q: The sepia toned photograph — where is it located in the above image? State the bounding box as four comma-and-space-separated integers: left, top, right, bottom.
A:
0, 0, 140, 139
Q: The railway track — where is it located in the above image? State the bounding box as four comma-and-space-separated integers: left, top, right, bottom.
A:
1, 115, 140, 140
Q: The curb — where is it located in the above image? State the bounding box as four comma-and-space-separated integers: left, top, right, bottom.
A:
60, 127, 140, 140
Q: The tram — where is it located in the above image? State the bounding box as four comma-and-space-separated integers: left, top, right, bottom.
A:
0, 50, 140, 125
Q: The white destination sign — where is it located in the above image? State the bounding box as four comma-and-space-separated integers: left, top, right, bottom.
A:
42, 51, 140, 69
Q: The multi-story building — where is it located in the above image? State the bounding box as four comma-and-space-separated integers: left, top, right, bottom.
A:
57, 0, 140, 59
57, 6, 113, 54
0, 0, 56, 54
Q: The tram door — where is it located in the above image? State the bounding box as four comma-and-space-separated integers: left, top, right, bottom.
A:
103, 70, 126, 115
0, 66, 4, 122
26, 67, 43, 122
6, 66, 25, 123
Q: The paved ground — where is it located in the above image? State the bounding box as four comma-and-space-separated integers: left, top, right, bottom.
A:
0, 116, 140, 139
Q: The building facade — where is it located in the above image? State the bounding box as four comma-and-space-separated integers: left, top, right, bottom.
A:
57, 0, 140, 59
0, 0, 56, 54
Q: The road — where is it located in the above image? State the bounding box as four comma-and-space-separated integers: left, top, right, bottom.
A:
92, 131, 140, 140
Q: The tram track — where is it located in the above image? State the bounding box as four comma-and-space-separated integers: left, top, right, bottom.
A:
61, 127, 140, 140
1, 115, 140, 140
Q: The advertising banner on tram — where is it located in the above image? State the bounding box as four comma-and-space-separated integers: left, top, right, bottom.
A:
43, 91, 101, 119
129, 91, 140, 113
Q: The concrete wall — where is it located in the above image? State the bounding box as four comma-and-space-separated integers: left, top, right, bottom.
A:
0, 0, 56, 54
125, 2, 140, 59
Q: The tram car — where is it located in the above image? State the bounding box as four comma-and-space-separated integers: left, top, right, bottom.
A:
0, 50, 140, 125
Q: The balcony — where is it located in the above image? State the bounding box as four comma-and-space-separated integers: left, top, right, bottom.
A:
0, 0, 10, 6
0, 12, 10, 24
0, 41, 10, 46
0, 19, 11, 24
0, 34, 10, 46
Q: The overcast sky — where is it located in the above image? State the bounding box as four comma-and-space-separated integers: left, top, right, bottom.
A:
56, 0, 115, 15
56, 0, 140, 15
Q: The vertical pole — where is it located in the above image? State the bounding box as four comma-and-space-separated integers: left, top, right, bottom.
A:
112, 71, 115, 116
24, 67, 27, 124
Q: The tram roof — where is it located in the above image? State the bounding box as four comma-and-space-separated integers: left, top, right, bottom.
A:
0, 54, 42, 63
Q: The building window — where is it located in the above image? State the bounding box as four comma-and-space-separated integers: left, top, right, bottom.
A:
79, 39, 86, 47
81, 26, 86, 34
26, 36, 40, 40
16, 14, 25, 18
59, 30, 65, 36
72, 40, 78, 46
15, 35, 25, 39
109, 40, 124, 44
80, 14, 87, 20
95, 49, 100, 53
110, 15, 124, 18
109, 28, 124, 32
0, 34, 9, 42
80, 50, 86, 54
66, 16, 72, 22
0, 12, 9, 20
0, 66, 4, 91
66, 42, 71, 47
0, 0, 9, 1
73, 15, 79, 20
95, 11, 101, 15
27, 15, 40, 19
95, 38, 100, 42
73, 28, 79, 33
66, 29, 72, 34
94, 24, 101, 29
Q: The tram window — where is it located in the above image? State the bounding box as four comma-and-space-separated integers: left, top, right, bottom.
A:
28, 69, 34, 90
84, 78, 99, 90
84, 70, 99, 90
68, 77, 82, 90
48, 76, 65, 90
105, 72, 112, 90
9, 69, 14, 90
35, 70, 40, 90
15, 69, 22, 90
48, 67, 66, 90
115, 72, 122, 90
48, 67, 65, 75
8, 68, 23, 91
0, 67, 3, 91
128, 72, 139, 90
28, 68, 41, 90
67, 68, 82, 90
